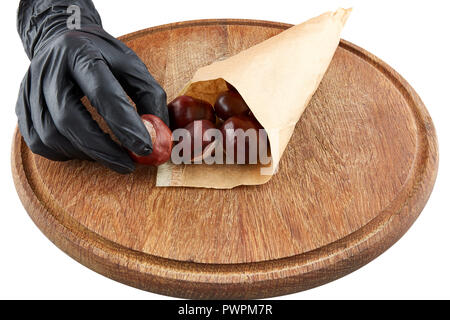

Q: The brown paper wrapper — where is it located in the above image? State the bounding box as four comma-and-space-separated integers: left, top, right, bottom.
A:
157, 8, 352, 189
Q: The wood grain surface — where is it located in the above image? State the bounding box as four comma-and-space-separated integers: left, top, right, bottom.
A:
11, 19, 438, 299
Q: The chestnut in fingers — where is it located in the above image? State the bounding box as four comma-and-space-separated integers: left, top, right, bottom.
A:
129, 114, 173, 166
168, 95, 216, 130
214, 91, 250, 121
182, 120, 218, 162
220, 115, 266, 164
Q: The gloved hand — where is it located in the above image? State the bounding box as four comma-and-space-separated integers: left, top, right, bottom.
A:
16, 0, 169, 173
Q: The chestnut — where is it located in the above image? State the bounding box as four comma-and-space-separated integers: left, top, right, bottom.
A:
214, 91, 250, 121
226, 82, 239, 93
129, 114, 173, 166
168, 95, 216, 130
180, 120, 218, 163
248, 111, 263, 128
220, 115, 266, 164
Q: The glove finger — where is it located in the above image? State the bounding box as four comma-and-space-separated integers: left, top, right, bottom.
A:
110, 52, 169, 127
25, 68, 92, 161
71, 50, 153, 156
45, 82, 136, 174
16, 72, 69, 161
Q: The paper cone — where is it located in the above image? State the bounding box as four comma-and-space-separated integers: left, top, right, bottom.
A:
157, 8, 352, 189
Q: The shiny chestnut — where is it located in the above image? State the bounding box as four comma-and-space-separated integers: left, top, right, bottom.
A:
129, 114, 173, 166
220, 115, 265, 164
214, 91, 250, 121
226, 82, 239, 93
182, 120, 218, 162
168, 95, 216, 130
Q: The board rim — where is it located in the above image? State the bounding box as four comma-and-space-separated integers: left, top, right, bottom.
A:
11, 19, 439, 299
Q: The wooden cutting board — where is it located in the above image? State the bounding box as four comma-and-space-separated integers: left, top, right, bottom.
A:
11, 19, 438, 299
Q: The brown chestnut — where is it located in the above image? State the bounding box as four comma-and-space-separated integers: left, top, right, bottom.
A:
168, 95, 216, 130
180, 120, 218, 162
220, 115, 266, 164
214, 91, 250, 121
226, 82, 239, 93
129, 114, 173, 166
248, 111, 263, 128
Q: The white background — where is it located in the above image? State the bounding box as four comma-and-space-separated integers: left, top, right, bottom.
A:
0, 0, 449, 300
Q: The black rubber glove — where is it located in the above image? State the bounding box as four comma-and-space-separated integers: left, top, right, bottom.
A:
16, 0, 169, 173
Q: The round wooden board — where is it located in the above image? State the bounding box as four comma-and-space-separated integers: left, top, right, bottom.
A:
12, 19, 438, 299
